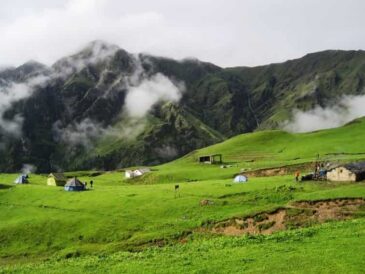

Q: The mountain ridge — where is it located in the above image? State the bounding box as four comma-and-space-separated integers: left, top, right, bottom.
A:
1, 42, 365, 172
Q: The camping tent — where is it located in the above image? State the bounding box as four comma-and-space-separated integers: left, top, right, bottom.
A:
134, 168, 150, 176
233, 175, 248, 183
125, 170, 134, 178
64, 178, 85, 191
125, 168, 151, 178
47, 173, 67, 186
14, 174, 28, 184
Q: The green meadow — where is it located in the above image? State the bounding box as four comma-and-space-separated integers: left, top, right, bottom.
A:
3, 220, 365, 273
141, 117, 365, 183
1, 119, 365, 273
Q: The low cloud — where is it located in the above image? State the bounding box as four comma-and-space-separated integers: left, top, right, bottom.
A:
53, 119, 105, 149
0, 41, 118, 137
52, 117, 146, 150
1, 42, 186, 156
125, 72, 185, 118
21, 164, 37, 175
0, 75, 49, 136
155, 145, 178, 159
88, 56, 185, 147
96, 54, 186, 118
53, 40, 118, 76
283, 95, 365, 133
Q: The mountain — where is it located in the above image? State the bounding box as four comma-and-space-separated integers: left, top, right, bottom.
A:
0, 42, 365, 172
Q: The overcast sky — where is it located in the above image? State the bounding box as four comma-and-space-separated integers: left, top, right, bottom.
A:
0, 0, 364, 68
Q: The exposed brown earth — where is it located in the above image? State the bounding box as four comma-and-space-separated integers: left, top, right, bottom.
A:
242, 162, 314, 177
209, 198, 365, 235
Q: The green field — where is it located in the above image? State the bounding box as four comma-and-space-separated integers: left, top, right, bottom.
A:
1, 119, 365, 273
141, 117, 365, 184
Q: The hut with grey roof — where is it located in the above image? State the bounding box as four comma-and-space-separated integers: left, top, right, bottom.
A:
327, 162, 365, 182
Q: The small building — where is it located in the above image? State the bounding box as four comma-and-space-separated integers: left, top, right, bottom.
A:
64, 178, 86, 191
125, 168, 151, 179
47, 173, 67, 186
327, 162, 365, 182
198, 154, 222, 164
14, 174, 28, 184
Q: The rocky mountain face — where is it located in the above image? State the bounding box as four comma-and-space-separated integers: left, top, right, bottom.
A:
1, 41, 365, 172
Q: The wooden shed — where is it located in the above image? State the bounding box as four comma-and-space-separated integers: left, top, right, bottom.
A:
198, 154, 222, 164
327, 162, 365, 182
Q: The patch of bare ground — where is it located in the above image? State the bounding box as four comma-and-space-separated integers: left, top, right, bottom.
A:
243, 162, 314, 177
209, 198, 365, 235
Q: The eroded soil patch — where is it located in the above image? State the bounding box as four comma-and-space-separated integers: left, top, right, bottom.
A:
209, 198, 365, 235
243, 162, 313, 177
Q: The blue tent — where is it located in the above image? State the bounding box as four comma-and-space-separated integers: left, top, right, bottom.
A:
233, 175, 248, 183
14, 174, 29, 184
64, 178, 85, 191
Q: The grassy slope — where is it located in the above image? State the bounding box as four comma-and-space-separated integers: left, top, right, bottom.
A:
146, 117, 365, 183
2, 120, 365, 272
3, 220, 365, 273
1, 175, 365, 273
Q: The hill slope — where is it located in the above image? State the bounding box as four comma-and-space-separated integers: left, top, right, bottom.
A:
147, 117, 365, 183
1, 42, 365, 172
1, 117, 365, 272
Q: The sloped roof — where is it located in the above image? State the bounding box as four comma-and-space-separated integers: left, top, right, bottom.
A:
326, 163, 340, 171
344, 162, 365, 174
199, 154, 222, 158
65, 178, 84, 187
49, 173, 67, 181
136, 168, 150, 173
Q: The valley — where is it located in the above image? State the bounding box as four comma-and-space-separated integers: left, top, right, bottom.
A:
1, 120, 365, 273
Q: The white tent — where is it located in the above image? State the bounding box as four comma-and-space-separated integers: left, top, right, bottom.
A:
125, 168, 151, 179
14, 174, 28, 184
134, 168, 150, 176
234, 175, 248, 183
125, 170, 134, 178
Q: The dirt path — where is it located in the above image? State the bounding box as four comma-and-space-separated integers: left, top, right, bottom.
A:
238, 162, 313, 178
209, 198, 365, 235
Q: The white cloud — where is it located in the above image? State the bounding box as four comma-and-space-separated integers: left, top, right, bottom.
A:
155, 145, 178, 159
0, 0, 364, 67
53, 40, 119, 76
50, 51, 185, 150
125, 73, 184, 117
283, 95, 365, 133
52, 117, 147, 150
0, 42, 118, 137
0, 76, 49, 136
21, 164, 37, 174
52, 119, 104, 148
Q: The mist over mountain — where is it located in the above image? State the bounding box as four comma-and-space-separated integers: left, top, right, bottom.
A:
1, 41, 365, 172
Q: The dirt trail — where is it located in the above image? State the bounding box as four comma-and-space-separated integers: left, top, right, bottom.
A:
210, 198, 365, 235
243, 162, 314, 177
